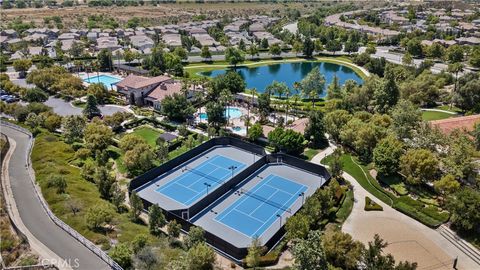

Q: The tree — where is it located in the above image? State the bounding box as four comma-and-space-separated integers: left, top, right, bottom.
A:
225, 46, 244, 67
324, 110, 352, 142
469, 46, 480, 68
173, 47, 188, 60
325, 39, 341, 54
43, 113, 62, 132
104, 112, 129, 132
285, 213, 310, 241
248, 44, 259, 59
304, 111, 326, 147
329, 148, 344, 179
300, 66, 325, 107
62, 115, 86, 143
83, 94, 101, 119
110, 183, 125, 212
446, 188, 480, 232
268, 127, 306, 154
366, 44, 376, 54
326, 74, 342, 100
167, 220, 181, 238
133, 246, 159, 270
390, 99, 421, 139
374, 64, 399, 113
434, 174, 460, 196
344, 40, 359, 55
148, 204, 166, 235
129, 191, 143, 221
446, 44, 464, 63
87, 83, 110, 104
185, 226, 205, 249
292, 41, 303, 56
373, 135, 404, 176
322, 226, 364, 270
13, 59, 32, 78
248, 123, 263, 141
426, 43, 445, 60
200, 46, 211, 61
124, 143, 156, 175
47, 174, 68, 194
206, 101, 226, 128
257, 92, 271, 123
160, 93, 194, 121
96, 166, 115, 200
187, 242, 216, 270
405, 38, 423, 58
109, 243, 133, 269
245, 237, 264, 269
292, 230, 328, 270
402, 52, 413, 66
269, 43, 282, 57
97, 49, 113, 71
362, 234, 395, 269
474, 123, 480, 150
303, 37, 315, 58
209, 71, 245, 97
86, 204, 113, 230
23, 87, 49, 102
453, 76, 480, 113
399, 149, 439, 185
84, 120, 113, 153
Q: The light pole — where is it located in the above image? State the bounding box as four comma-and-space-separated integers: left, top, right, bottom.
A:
276, 214, 282, 228
228, 165, 238, 178
299, 192, 305, 205
204, 182, 211, 194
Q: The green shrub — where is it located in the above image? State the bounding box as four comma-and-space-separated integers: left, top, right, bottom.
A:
365, 196, 383, 211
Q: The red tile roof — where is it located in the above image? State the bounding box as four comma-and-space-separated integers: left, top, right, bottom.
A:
430, 114, 480, 135
146, 82, 182, 101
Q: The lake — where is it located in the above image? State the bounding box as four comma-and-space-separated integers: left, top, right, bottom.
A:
199, 61, 364, 97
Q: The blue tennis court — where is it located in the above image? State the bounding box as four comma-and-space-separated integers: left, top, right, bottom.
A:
215, 174, 307, 237
156, 155, 245, 206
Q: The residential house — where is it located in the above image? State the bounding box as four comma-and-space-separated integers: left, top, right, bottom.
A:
129, 35, 154, 52
116, 74, 174, 105
96, 36, 122, 51
162, 34, 182, 47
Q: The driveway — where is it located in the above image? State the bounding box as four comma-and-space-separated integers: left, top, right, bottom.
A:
45, 97, 131, 117
1, 124, 110, 270
312, 143, 480, 270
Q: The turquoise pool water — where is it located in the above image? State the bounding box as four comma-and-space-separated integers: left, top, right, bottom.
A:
83, 75, 121, 88
199, 107, 243, 120
199, 61, 364, 98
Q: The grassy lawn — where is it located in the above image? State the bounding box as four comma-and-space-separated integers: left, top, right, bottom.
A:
421, 110, 457, 121
130, 125, 163, 147
322, 154, 449, 227
436, 105, 462, 113
302, 148, 319, 161
377, 174, 408, 196
31, 132, 161, 247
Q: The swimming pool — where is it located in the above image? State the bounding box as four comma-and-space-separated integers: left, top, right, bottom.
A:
83, 75, 121, 88
199, 107, 243, 120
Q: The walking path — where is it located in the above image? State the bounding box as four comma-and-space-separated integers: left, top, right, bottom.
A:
421, 108, 458, 115
0, 123, 111, 270
310, 142, 480, 270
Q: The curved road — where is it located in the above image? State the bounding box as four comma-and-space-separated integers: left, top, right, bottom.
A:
1, 124, 110, 270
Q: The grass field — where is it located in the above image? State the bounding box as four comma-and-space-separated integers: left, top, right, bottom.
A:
422, 110, 457, 121
302, 148, 319, 161
130, 125, 163, 147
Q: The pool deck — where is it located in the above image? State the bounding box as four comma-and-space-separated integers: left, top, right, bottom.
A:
135, 145, 261, 211
191, 163, 326, 248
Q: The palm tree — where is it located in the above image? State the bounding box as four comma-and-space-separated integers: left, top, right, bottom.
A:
220, 89, 233, 128
73, 60, 82, 76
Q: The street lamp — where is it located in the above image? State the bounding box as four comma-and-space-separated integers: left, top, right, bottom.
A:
204, 182, 211, 194
299, 192, 305, 205
228, 165, 238, 178
276, 214, 282, 228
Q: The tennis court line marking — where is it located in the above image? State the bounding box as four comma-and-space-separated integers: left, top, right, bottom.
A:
250, 183, 306, 237
215, 174, 307, 238
155, 155, 245, 206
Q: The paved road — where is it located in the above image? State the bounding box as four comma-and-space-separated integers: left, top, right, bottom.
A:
1, 124, 110, 270
44, 97, 130, 117
311, 142, 480, 270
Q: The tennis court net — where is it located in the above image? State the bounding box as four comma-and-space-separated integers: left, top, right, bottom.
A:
183, 166, 225, 185
239, 188, 292, 213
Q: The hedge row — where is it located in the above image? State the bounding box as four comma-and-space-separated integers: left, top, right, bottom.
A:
364, 196, 383, 211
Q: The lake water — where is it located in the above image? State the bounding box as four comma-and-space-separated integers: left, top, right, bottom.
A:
200, 61, 364, 97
